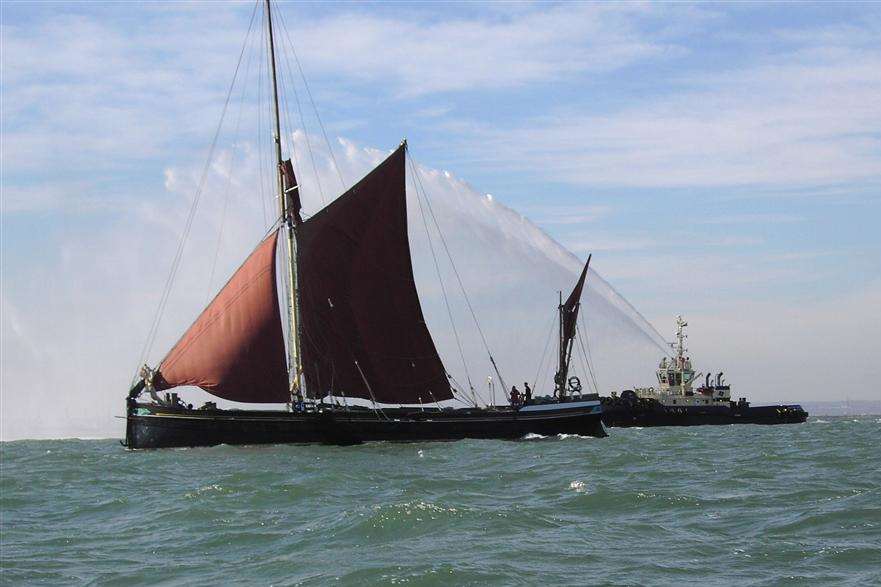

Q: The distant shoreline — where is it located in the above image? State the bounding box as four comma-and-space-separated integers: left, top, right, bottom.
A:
791, 400, 881, 417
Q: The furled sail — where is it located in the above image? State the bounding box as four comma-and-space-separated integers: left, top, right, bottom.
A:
154, 230, 289, 403
296, 144, 452, 404
280, 159, 302, 225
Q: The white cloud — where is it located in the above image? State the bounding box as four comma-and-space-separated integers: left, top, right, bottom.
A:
520, 204, 613, 226
287, 3, 682, 97
447, 28, 881, 189
696, 213, 805, 225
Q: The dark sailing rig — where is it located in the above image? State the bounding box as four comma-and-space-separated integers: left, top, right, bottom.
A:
553, 255, 591, 399
124, 1, 605, 449
600, 316, 808, 427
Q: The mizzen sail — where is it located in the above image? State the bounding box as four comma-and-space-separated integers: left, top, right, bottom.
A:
154, 230, 289, 403
296, 144, 451, 404
562, 254, 591, 345
556, 254, 591, 394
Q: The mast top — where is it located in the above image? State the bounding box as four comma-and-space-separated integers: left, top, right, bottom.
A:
674, 315, 688, 361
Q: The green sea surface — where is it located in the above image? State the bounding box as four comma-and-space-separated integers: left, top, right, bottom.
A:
2, 417, 880, 585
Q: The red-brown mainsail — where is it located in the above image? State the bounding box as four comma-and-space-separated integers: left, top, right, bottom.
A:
154, 230, 289, 403
296, 144, 451, 404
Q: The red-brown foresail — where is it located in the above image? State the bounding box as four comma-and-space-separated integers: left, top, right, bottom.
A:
154, 230, 289, 403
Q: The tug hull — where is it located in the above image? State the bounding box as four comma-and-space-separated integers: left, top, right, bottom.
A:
600, 399, 807, 427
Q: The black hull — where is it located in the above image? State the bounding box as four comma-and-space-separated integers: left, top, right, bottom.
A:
125, 401, 606, 449
600, 398, 808, 428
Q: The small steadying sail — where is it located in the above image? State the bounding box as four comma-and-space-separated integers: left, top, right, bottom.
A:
556, 254, 591, 393
562, 254, 591, 344
154, 230, 289, 403
296, 144, 451, 404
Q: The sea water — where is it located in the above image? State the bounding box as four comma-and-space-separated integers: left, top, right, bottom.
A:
2, 417, 880, 585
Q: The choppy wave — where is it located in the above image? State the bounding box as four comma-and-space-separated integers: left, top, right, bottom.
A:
2, 416, 880, 585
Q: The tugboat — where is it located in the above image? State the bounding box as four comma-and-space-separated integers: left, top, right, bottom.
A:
600, 316, 807, 427
123, 0, 606, 448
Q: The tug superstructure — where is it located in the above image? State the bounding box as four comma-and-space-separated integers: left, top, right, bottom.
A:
631, 316, 738, 408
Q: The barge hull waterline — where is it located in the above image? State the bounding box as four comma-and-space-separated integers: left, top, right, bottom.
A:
125, 404, 607, 449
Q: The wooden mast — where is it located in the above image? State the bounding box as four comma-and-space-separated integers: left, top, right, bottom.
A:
266, 0, 302, 402
557, 291, 566, 399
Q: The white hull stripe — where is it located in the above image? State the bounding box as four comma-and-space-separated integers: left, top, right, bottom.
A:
518, 400, 601, 413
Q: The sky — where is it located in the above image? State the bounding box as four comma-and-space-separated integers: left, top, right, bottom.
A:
2, 1, 880, 440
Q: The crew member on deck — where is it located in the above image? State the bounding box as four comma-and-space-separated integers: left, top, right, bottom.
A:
510, 386, 521, 407
523, 382, 532, 405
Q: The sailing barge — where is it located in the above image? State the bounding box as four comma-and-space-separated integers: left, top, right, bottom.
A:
124, 1, 605, 448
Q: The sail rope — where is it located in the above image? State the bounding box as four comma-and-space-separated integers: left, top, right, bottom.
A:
531, 310, 557, 397
576, 314, 601, 395
446, 372, 479, 407
255, 8, 271, 230
276, 61, 305, 208
406, 153, 476, 403
275, 7, 347, 191
573, 335, 594, 395
133, 1, 260, 381
268, 5, 326, 205
405, 149, 509, 397
273, 30, 308, 199
354, 360, 391, 421
205, 26, 259, 304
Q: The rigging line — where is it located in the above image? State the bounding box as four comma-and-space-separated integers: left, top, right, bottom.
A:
446, 372, 479, 407
273, 19, 300, 166
580, 315, 601, 394
539, 336, 555, 398
575, 334, 597, 396
277, 45, 308, 219
406, 154, 475, 399
354, 360, 391, 421
205, 26, 258, 305
134, 0, 259, 379
531, 310, 557, 396
406, 149, 508, 394
277, 57, 296, 175
271, 4, 326, 204
570, 333, 589, 394
255, 7, 269, 229
576, 315, 601, 395
572, 312, 595, 393
570, 316, 592, 394
275, 6, 346, 190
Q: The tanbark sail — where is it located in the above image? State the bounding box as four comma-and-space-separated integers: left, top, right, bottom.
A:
154, 231, 289, 403
296, 145, 451, 404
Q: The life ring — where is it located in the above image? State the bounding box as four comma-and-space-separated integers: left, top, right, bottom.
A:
568, 376, 582, 392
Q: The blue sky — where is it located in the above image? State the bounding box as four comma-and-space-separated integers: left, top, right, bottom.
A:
2, 1, 880, 436
4, 1, 879, 307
